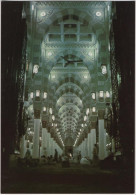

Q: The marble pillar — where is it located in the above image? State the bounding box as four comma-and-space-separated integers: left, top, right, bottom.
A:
20, 135, 26, 158
98, 119, 106, 160
87, 133, 91, 159
41, 128, 47, 156
112, 138, 115, 153
91, 129, 96, 159
32, 119, 40, 159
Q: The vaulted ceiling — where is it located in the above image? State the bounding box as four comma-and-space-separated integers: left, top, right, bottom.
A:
24, 1, 112, 148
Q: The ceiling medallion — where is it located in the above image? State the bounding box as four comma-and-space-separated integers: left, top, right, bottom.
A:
96, 12, 101, 16
41, 12, 46, 17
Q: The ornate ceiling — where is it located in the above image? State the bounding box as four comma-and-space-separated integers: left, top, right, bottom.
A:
24, 1, 112, 148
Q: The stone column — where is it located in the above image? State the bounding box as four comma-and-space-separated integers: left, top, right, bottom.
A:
41, 121, 48, 157
48, 133, 52, 156
87, 132, 91, 159
32, 110, 40, 159
20, 135, 26, 158
85, 137, 88, 157
112, 138, 115, 153
80, 142, 82, 157
29, 142, 33, 156
83, 140, 86, 157
25, 140, 28, 155
98, 110, 106, 160
90, 129, 96, 159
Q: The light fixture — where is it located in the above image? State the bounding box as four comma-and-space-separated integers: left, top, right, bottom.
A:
88, 52, 92, 56
108, 44, 110, 51
92, 93, 96, 100
99, 91, 104, 98
49, 108, 52, 114
43, 107, 46, 111
30, 92, 33, 99
52, 123, 54, 127
36, 90, 40, 97
92, 107, 96, 112
80, 129, 82, 132
32, 5, 34, 11
86, 108, 89, 115
96, 12, 101, 16
85, 123, 87, 127
106, 91, 110, 98
33, 65, 39, 74
101, 65, 107, 74
47, 52, 52, 56
81, 124, 84, 127
52, 115, 55, 121
84, 115, 87, 121
41, 12, 46, 17
43, 92, 47, 99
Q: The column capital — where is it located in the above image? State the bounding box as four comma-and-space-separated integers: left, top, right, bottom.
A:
91, 121, 97, 129
98, 109, 105, 119
34, 109, 41, 119
90, 116, 97, 122
42, 120, 47, 128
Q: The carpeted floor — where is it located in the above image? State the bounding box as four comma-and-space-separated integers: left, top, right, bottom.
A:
2, 163, 134, 193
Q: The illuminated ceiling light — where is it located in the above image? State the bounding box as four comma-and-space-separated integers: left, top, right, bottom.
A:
36, 90, 40, 97
88, 52, 92, 56
106, 91, 110, 98
86, 108, 89, 115
92, 93, 96, 100
99, 91, 104, 98
43, 107, 46, 111
41, 12, 46, 17
84, 115, 87, 121
43, 92, 47, 99
33, 64, 39, 74
30, 92, 33, 99
101, 65, 107, 74
108, 44, 110, 51
81, 124, 84, 127
80, 129, 82, 132
47, 52, 52, 56
96, 11, 102, 16
52, 123, 54, 127
49, 108, 53, 114
84, 75, 87, 79
32, 5, 34, 11
52, 115, 55, 121
85, 123, 87, 127
92, 107, 96, 112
